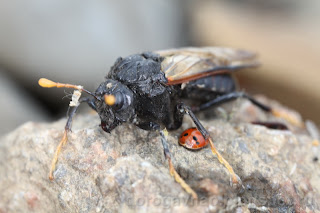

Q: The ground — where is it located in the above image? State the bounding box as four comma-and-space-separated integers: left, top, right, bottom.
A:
0, 96, 319, 212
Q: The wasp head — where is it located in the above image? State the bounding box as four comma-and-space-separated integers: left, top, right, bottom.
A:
94, 79, 135, 133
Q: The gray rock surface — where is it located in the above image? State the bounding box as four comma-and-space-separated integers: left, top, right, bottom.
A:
0, 97, 319, 212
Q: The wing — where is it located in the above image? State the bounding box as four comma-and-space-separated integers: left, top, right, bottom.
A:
155, 47, 259, 85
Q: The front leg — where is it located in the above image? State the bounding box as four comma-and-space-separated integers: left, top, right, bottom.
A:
49, 97, 96, 180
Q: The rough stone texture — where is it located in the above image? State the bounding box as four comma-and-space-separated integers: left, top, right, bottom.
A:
0, 96, 319, 212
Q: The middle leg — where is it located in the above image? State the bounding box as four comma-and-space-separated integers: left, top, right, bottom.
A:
160, 129, 198, 199
177, 103, 241, 185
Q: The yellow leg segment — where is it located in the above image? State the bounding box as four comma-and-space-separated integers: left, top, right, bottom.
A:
161, 128, 198, 199
167, 158, 198, 199
49, 130, 68, 180
208, 138, 241, 185
272, 109, 304, 127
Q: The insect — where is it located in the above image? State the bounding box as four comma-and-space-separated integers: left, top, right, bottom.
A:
179, 127, 208, 149
39, 47, 300, 199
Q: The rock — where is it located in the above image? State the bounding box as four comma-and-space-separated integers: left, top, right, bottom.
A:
0, 97, 319, 212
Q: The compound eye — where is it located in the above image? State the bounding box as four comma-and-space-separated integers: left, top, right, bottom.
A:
104, 92, 124, 110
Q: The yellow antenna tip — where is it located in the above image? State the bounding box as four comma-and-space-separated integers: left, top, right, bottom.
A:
38, 78, 57, 88
104, 94, 116, 106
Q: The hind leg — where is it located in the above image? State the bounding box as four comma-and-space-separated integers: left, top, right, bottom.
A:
192, 92, 302, 127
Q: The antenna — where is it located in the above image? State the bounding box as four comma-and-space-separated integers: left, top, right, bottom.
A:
38, 78, 99, 100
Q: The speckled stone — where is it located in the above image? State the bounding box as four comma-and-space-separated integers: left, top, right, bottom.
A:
0, 96, 319, 212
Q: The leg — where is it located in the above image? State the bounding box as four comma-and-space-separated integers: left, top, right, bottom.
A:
49, 97, 95, 180
85, 97, 97, 111
192, 92, 270, 112
178, 103, 241, 185
135, 121, 160, 131
192, 92, 302, 126
160, 129, 198, 199
166, 104, 184, 131
252, 121, 288, 130
135, 119, 198, 198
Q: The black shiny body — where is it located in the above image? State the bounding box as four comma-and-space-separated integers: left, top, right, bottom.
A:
42, 47, 281, 196
90, 52, 239, 133
42, 48, 283, 195
181, 74, 237, 102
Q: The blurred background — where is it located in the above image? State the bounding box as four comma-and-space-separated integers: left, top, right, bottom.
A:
1, 0, 319, 136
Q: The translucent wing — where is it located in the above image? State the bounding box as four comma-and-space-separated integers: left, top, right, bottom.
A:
155, 47, 259, 85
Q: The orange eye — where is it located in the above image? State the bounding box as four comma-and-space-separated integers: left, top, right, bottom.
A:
104, 94, 116, 106
104, 93, 125, 110
179, 128, 208, 150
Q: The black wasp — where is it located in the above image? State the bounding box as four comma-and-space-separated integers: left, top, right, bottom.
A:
39, 47, 295, 199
